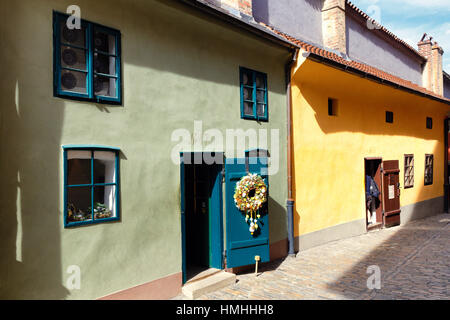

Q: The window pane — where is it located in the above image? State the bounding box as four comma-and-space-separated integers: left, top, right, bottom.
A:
94, 53, 116, 75
67, 150, 91, 185
256, 74, 265, 89
94, 29, 116, 55
257, 104, 266, 117
93, 151, 116, 184
61, 70, 87, 93
93, 185, 116, 220
243, 102, 254, 116
256, 90, 265, 103
94, 75, 117, 97
242, 71, 252, 86
67, 187, 92, 222
60, 21, 86, 48
243, 87, 253, 101
61, 46, 87, 71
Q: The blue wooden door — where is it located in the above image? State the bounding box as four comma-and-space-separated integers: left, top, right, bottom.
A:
225, 157, 269, 268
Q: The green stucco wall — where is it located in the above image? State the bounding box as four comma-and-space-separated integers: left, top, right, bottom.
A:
0, 0, 288, 299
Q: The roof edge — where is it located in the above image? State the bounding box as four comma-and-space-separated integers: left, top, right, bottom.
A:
346, 1, 426, 62
176, 0, 296, 50
444, 71, 450, 81
177, 0, 449, 105
306, 52, 450, 105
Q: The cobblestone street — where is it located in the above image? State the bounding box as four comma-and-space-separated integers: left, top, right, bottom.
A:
182, 214, 450, 300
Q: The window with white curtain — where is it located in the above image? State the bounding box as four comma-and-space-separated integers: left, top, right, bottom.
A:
64, 146, 120, 227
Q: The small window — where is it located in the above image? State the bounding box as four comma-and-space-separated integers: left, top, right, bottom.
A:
240, 67, 268, 121
53, 12, 122, 104
404, 154, 414, 188
424, 154, 433, 186
426, 117, 433, 129
63, 146, 120, 227
328, 98, 338, 116
386, 111, 393, 123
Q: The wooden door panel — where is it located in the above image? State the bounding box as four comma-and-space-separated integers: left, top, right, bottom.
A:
225, 158, 269, 268
383, 160, 401, 227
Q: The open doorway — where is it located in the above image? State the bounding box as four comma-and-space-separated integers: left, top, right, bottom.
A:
445, 118, 450, 213
181, 153, 223, 283
364, 158, 383, 230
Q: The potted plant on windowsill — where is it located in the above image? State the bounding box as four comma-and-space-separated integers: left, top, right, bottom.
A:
93, 202, 112, 219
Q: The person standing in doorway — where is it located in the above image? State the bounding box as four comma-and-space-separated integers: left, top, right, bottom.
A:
365, 174, 380, 225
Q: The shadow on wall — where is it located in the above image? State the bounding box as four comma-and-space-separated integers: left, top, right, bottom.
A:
296, 64, 446, 198
0, 2, 69, 299
325, 214, 449, 300
1, 0, 290, 299
122, 0, 289, 245
114, 0, 287, 95
303, 88, 444, 140
290, 55, 449, 140
267, 195, 288, 257
290, 60, 446, 249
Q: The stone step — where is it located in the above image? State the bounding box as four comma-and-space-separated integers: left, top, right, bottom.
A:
182, 271, 236, 299
186, 268, 223, 284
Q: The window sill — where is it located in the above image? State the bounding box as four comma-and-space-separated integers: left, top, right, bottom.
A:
241, 116, 269, 122
54, 93, 122, 106
64, 216, 120, 228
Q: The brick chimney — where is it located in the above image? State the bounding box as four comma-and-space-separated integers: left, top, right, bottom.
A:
321, 0, 347, 54
418, 34, 444, 96
431, 43, 444, 96
220, 0, 252, 17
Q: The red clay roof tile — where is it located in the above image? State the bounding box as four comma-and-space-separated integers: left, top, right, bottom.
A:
261, 23, 449, 103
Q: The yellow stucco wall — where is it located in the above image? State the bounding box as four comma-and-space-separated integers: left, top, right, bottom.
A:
291, 55, 449, 237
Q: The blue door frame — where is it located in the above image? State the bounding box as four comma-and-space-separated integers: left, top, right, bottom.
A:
180, 152, 224, 284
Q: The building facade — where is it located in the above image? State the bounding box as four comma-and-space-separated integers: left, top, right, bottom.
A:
291, 54, 449, 249
1, 0, 449, 300
0, 0, 293, 299
258, 0, 450, 250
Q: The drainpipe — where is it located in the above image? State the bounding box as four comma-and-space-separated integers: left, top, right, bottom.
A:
286, 48, 299, 257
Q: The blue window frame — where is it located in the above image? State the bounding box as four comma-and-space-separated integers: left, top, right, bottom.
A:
63, 145, 120, 227
240, 67, 268, 121
53, 11, 122, 105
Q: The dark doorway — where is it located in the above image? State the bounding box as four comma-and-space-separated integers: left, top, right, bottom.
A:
445, 118, 449, 213
182, 153, 223, 282
364, 158, 383, 230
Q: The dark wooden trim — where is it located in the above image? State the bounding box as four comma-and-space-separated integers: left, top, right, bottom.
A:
385, 209, 401, 217
384, 169, 400, 174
